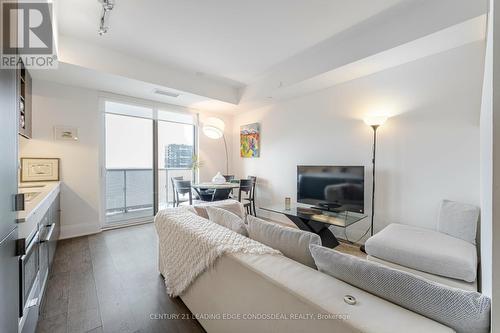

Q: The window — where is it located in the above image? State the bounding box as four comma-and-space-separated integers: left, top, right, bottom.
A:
103, 99, 196, 225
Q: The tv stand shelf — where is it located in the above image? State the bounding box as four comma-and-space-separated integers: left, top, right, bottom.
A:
260, 204, 367, 248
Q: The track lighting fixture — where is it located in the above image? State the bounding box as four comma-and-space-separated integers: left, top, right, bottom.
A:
98, 0, 115, 35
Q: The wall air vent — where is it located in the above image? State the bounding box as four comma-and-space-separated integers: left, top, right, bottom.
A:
153, 89, 180, 98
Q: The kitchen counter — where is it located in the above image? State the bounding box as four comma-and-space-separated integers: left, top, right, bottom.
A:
16, 182, 61, 333
17, 182, 60, 243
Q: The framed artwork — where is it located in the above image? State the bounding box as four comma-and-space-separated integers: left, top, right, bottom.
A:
54, 126, 79, 141
20, 158, 60, 182
240, 123, 260, 158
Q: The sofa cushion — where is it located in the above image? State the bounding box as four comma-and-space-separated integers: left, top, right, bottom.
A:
193, 199, 246, 219
438, 200, 479, 245
206, 206, 248, 236
247, 216, 320, 269
367, 255, 477, 291
310, 244, 491, 333
165, 205, 199, 216
365, 223, 477, 282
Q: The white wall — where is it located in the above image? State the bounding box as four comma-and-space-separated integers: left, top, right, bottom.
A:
233, 41, 485, 243
493, 0, 500, 328
198, 113, 233, 182
480, 0, 500, 330
19, 83, 101, 238
480, 0, 494, 301
20, 80, 232, 239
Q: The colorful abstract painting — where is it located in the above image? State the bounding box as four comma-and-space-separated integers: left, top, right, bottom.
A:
240, 123, 260, 158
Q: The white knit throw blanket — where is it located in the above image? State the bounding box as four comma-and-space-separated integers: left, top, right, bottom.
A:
154, 207, 281, 297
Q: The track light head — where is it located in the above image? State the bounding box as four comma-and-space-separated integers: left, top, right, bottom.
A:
98, 0, 115, 35
98, 26, 108, 36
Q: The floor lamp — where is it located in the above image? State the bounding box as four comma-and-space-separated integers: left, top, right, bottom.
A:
202, 117, 228, 175
360, 116, 387, 253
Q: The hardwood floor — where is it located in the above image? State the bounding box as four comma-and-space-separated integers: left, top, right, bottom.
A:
37, 220, 364, 333
36, 223, 205, 333
336, 241, 367, 259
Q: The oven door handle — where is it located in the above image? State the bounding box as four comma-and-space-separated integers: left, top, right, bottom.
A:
26, 297, 39, 309
40, 223, 55, 243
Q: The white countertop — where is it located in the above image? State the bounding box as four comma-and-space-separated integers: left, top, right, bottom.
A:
17, 181, 60, 242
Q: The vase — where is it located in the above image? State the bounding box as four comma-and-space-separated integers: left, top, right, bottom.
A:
212, 172, 225, 184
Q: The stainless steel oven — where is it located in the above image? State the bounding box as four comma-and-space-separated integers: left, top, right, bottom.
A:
39, 221, 55, 299
19, 231, 39, 317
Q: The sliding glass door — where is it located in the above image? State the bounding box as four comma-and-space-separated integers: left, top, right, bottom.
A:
158, 110, 196, 210
103, 100, 196, 226
105, 103, 154, 224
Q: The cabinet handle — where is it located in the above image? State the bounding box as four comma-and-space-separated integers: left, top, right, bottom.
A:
14, 193, 25, 211
15, 238, 26, 256
22, 232, 39, 258
40, 223, 55, 243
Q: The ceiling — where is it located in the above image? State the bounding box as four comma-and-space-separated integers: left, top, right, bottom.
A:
46, 0, 486, 113
30, 62, 238, 112
57, 0, 403, 85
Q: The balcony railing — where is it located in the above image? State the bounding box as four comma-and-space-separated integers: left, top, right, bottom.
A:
105, 168, 193, 222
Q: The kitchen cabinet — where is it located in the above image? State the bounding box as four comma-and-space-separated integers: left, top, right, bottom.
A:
20, 300, 39, 333
19, 233, 39, 333
0, 230, 19, 333
17, 184, 60, 333
0, 40, 20, 333
38, 194, 60, 311
39, 211, 49, 300
18, 61, 32, 139
48, 194, 60, 267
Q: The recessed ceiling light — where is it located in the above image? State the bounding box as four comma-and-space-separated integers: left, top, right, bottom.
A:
153, 89, 180, 98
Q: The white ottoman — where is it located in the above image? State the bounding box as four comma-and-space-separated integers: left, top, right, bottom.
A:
365, 223, 477, 283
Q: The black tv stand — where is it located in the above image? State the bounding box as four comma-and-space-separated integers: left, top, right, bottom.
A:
314, 202, 343, 213
261, 205, 367, 248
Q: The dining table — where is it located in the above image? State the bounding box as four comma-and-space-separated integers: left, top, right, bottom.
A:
191, 181, 240, 201
191, 182, 240, 190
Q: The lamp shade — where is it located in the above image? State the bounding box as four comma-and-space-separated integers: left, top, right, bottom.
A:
203, 117, 225, 139
364, 116, 387, 127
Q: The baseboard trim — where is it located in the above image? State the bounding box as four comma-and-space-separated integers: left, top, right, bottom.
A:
59, 223, 101, 240
101, 218, 153, 231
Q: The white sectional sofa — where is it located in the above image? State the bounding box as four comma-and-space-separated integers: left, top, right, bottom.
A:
178, 250, 453, 333
365, 199, 481, 292
156, 206, 454, 333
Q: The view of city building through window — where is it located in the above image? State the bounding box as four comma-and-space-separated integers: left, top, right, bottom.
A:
165, 144, 193, 169
158, 119, 195, 211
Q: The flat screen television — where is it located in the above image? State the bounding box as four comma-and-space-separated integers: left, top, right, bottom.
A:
297, 165, 365, 213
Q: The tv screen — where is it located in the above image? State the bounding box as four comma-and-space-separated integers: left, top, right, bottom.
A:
297, 165, 364, 213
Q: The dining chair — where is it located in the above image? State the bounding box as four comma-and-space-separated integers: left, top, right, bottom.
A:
170, 176, 184, 207
238, 179, 254, 215
223, 175, 238, 198
173, 179, 193, 206
247, 176, 257, 216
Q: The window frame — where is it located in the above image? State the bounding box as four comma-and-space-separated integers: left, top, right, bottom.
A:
99, 93, 199, 228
